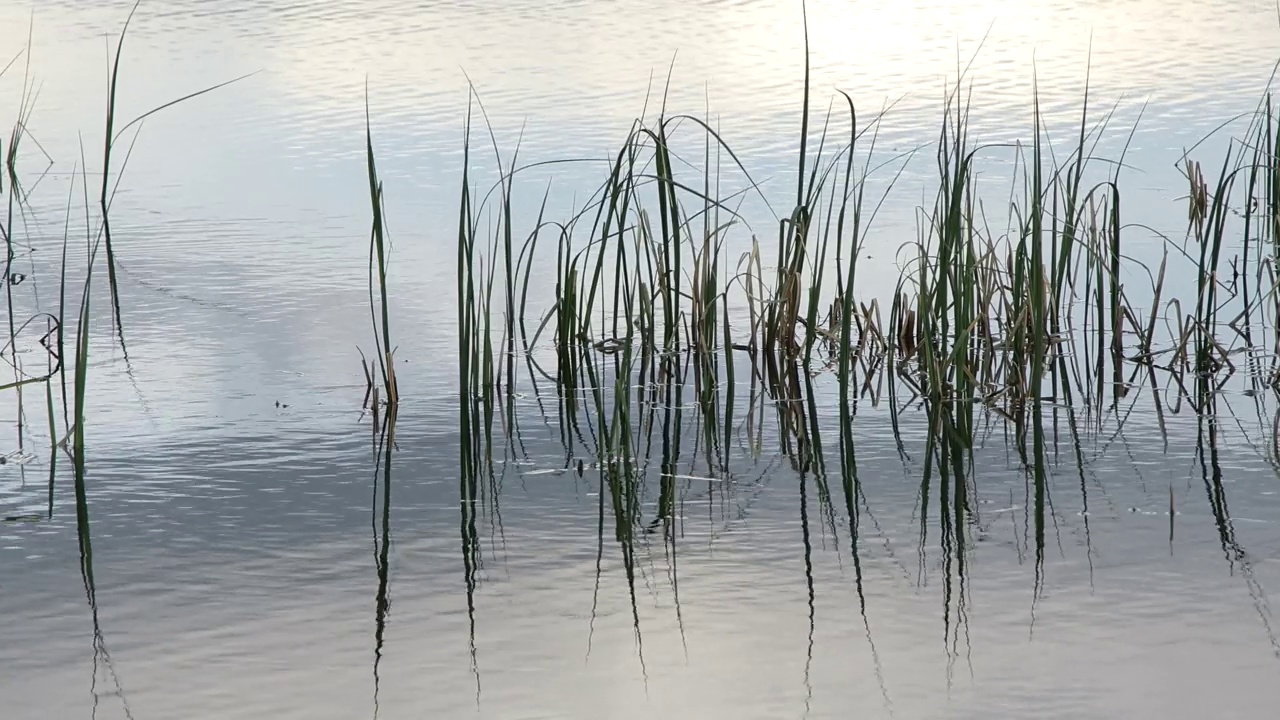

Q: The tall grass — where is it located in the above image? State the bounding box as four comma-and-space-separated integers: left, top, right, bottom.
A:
440, 43, 1280, 638
96, 1, 254, 351
362, 102, 398, 412
0, 0, 248, 564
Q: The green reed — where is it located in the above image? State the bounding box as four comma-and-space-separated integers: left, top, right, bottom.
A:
2, 52, 76, 524
96, 1, 138, 345
71, 195, 98, 574
2, 41, 39, 459
457, 105, 483, 491
438, 43, 1280, 612
363, 105, 398, 410
95, 1, 253, 352
0, 0, 251, 530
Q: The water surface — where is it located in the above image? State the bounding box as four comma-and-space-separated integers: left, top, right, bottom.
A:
3, 1, 1280, 718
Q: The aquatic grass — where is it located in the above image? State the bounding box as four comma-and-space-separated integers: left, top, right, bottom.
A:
71, 182, 99, 587
12, 12, 1280, 698
454, 107, 488, 684
370, 398, 397, 716
96, 0, 140, 345
96, 1, 255, 350
437, 42, 1280, 653
2, 41, 40, 457
457, 99, 500, 492
0, 49, 76, 523
0, 3, 258, 532
363, 101, 398, 410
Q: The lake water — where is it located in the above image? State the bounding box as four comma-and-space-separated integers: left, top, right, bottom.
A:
4, 1, 1280, 718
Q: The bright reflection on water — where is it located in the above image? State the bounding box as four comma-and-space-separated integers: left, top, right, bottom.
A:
2, 0, 1280, 718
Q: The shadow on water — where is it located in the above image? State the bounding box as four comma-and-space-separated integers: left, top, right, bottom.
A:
836, 390, 891, 713
797, 461, 816, 715
73, 394, 134, 719
461, 434, 482, 703
1198, 396, 1280, 658
922, 394, 973, 686
370, 405, 396, 719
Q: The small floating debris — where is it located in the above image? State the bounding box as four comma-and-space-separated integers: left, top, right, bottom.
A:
593, 337, 626, 354
661, 473, 730, 484
1, 451, 36, 467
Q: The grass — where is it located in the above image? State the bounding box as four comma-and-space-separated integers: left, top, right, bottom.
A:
0, 9, 251, 660
440, 22, 1280, 653
0, 6, 257, 708
362, 100, 398, 415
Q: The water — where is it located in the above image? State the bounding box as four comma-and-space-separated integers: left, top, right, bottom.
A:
3, 1, 1280, 717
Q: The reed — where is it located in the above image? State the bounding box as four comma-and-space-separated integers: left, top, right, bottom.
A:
0, 2, 247, 541
363, 103, 398, 410
2, 50, 73, 525
430, 40, 1280, 619
95, 1, 254, 351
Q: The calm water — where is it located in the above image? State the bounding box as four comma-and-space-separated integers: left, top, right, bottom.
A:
4, 1, 1280, 718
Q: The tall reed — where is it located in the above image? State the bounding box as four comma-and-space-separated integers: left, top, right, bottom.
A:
363, 105, 398, 409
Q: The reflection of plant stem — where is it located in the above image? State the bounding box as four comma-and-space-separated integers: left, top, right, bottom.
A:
798, 470, 815, 717
371, 410, 395, 719
1199, 411, 1280, 658
76, 413, 134, 720
461, 455, 482, 703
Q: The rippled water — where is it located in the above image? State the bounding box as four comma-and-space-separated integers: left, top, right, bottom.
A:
3, 1, 1280, 718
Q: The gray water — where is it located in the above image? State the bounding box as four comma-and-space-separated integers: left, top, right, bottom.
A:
4, 1, 1280, 718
